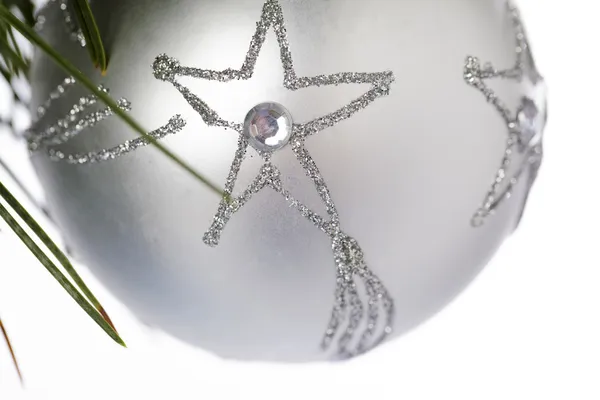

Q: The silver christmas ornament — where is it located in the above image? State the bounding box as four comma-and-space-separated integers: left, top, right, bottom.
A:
28, 0, 546, 361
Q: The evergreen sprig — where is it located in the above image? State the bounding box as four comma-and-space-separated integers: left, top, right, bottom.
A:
0, 0, 187, 382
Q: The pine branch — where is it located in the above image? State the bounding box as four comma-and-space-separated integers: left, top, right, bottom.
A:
0, 186, 126, 347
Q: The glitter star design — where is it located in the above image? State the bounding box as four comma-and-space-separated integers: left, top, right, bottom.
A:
153, 0, 395, 358
463, 2, 546, 227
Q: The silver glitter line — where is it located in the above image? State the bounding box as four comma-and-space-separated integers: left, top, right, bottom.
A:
291, 143, 339, 222
274, 186, 329, 233
28, 84, 131, 150
156, 0, 395, 358
29, 90, 101, 148
337, 285, 364, 355
325, 234, 395, 359
34, 76, 76, 122
36, 99, 131, 148
295, 76, 394, 138
171, 81, 243, 133
47, 115, 186, 164
464, 1, 546, 227
28, 79, 185, 165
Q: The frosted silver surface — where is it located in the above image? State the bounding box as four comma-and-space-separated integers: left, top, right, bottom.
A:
29, 0, 545, 361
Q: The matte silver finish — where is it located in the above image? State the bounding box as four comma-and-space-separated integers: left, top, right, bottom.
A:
30, 0, 540, 361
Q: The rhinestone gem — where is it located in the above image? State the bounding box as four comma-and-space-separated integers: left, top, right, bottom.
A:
517, 85, 547, 148
243, 102, 293, 153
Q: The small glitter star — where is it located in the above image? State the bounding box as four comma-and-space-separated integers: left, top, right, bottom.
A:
464, 2, 546, 227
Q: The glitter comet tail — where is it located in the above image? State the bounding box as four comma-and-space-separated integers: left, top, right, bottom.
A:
153, 0, 396, 358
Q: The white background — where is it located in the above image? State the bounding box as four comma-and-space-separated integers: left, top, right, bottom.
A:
1, 0, 599, 399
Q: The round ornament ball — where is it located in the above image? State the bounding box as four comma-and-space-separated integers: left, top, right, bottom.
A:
29, 0, 546, 361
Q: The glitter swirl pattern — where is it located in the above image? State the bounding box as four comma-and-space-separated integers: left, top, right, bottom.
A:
27, 77, 186, 164
153, 0, 395, 358
464, 2, 546, 227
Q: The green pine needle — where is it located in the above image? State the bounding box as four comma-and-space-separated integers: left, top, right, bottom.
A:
7, 26, 23, 63
0, 317, 23, 384
0, 180, 121, 336
0, 189, 126, 347
0, 30, 28, 74
71, 0, 107, 73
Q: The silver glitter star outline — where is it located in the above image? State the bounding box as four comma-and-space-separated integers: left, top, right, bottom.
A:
27, 76, 186, 164
153, 0, 395, 359
464, 2, 547, 227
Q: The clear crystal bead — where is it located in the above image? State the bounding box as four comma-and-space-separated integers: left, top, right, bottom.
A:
243, 102, 293, 153
517, 79, 547, 149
